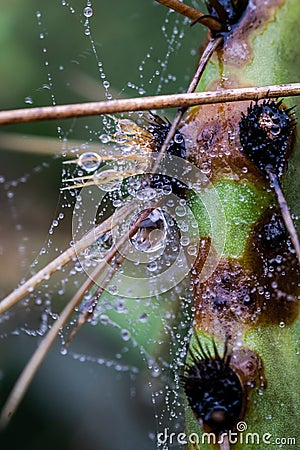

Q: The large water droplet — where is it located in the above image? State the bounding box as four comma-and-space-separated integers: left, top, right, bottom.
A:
100, 134, 111, 144
78, 152, 101, 172
83, 6, 93, 17
93, 169, 123, 191
130, 208, 167, 253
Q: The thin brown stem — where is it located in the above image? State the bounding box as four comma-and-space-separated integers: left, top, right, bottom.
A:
0, 204, 158, 428
151, 36, 223, 174
267, 168, 300, 265
65, 205, 158, 344
1, 83, 300, 125
65, 248, 127, 346
0, 274, 91, 430
186, 37, 223, 95
155, 0, 204, 21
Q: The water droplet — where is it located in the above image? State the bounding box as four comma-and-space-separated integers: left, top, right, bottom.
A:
279, 321, 285, 328
108, 284, 118, 295
130, 208, 168, 253
175, 205, 186, 217
135, 187, 157, 200
147, 261, 158, 272
114, 131, 127, 144
187, 245, 197, 256
83, 6, 93, 17
174, 133, 183, 144
74, 262, 83, 272
151, 365, 161, 377
93, 170, 122, 191
24, 97, 33, 105
112, 199, 122, 208
121, 329, 131, 341
100, 134, 111, 144
115, 299, 127, 313
200, 162, 211, 174
100, 314, 109, 325
180, 236, 190, 246
78, 152, 102, 172
139, 312, 148, 323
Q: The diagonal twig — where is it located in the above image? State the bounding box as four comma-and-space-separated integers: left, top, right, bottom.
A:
151, 36, 223, 174
0, 201, 137, 315
0, 223, 134, 429
0, 202, 159, 428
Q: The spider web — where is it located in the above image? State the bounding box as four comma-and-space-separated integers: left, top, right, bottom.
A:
0, 2, 207, 449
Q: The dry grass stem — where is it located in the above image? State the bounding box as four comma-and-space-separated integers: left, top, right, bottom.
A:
1, 83, 300, 125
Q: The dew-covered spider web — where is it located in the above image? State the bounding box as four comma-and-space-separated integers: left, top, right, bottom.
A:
0, 2, 209, 450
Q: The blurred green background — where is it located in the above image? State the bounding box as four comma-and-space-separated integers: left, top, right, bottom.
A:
0, 1, 203, 450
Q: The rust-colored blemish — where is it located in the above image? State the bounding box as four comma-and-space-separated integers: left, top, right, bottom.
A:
181, 100, 264, 184
182, 0, 288, 183
216, 0, 284, 70
192, 208, 300, 341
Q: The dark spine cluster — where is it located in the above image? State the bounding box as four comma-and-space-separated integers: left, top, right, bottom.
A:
239, 99, 296, 178
146, 114, 187, 197
181, 338, 244, 435
146, 114, 186, 159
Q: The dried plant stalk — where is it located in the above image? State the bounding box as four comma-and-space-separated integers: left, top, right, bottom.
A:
0, 83, 300, 125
